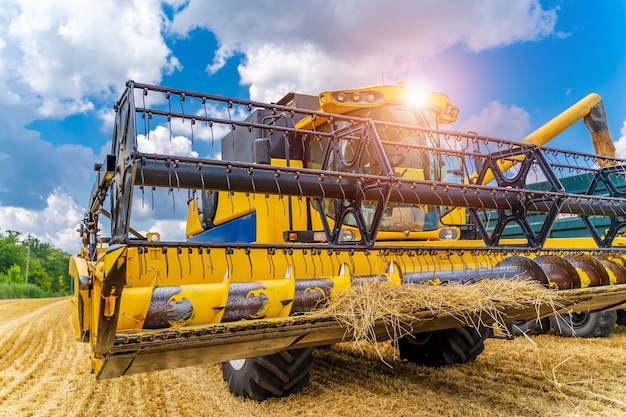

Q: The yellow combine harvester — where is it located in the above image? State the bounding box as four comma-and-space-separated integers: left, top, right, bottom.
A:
71, 80, 626, 400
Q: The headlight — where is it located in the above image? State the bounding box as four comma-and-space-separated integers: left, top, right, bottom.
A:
340, 229, 356, 241
438, 228, 459, 240
444, 103, 459, 120
330, 90, 384, 105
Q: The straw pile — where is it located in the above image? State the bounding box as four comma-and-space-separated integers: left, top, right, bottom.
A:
314, 278, 565, 349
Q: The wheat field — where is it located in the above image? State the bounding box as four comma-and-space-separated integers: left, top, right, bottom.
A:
1, 298, 626, 417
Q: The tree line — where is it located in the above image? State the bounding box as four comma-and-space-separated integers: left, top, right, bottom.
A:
0, 230, 72, 299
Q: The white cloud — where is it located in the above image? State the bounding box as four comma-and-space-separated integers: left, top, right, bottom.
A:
1, 0, 181, 118
455, 101, 531, 140
171, 0, 557, 102
137, 125, 198, 157
613, 119, 626, 159
97, 107, 116, 133
239, 43, 376, 102
132, 87, 254, 151
0, 0, 194, 253
0, 174, 188, 254
38, 97, 94, 118
206, 46, 236, 75
0, 189, 84, 253
139, 219, 186, 242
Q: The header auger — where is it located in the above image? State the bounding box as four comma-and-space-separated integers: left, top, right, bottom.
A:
71, 80, 626, 400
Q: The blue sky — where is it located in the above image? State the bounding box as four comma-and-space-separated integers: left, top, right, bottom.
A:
0, 0, 625, 253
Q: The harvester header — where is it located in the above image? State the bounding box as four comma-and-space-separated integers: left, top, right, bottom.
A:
71, 80, 626, 399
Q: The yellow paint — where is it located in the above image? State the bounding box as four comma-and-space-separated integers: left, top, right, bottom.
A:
90, 271, 102, 352
575, 268, 591, 288
117, 286, 153, 330
247, 272, 295, 319
186, 198, 205, 237
387, 261, 402, 286
213, 191, 255, 225
69, 255, 91, 341
396, 167, 424, 180
329, 264, 353, 301
168, 282, 230, 325
605, 268, 617, 286
298, 84, 459, 130
103, 296, 116, 317
520, 93, 601, 147
440, 207, 466, 225
92, 357, 104, 378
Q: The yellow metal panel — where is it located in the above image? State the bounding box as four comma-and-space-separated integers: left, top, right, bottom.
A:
296, 84, 458, 130
69, 254, 89, 277
255, 159, 306, 243
69, 255, 91, 341
185, 198, 205, 237
118, 286, 153, 330
90, 270, 102, 352
213, 191, 254, 225
171, 282, 230, 325
329, 264, 352, 301
440, 207, 466, 225
248, 275, 295, 318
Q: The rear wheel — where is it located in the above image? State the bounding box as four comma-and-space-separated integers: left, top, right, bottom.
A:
397, 326, 489, 367
549, 310, 617, 338
508, 318, 551, 337
616, 309, 626, 326
222, 348, 314, 401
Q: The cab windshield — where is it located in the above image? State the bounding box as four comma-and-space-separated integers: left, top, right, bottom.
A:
307, 105, 443, 234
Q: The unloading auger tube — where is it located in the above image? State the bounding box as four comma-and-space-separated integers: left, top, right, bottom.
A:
72, 81, 626, 387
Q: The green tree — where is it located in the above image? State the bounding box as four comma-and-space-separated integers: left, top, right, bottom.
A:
33, 243, 71, 295
26, 259, 52, 293
56, 276, 66, 293
0, 229, 72, 297
0, 231, 26, 275
7, 264, 23, 284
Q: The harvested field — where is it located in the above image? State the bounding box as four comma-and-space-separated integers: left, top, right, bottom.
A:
1, 298, 626, 417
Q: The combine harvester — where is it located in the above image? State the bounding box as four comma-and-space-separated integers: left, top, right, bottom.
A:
71, 80, 626, 399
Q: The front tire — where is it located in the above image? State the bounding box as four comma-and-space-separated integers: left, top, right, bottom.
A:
397, 326, 489, 367
222, 348, 314, 401
549, 310, 617, 338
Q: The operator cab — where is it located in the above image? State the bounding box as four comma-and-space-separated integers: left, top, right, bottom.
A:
298, 83, 461, 241
187, 83, 462, 245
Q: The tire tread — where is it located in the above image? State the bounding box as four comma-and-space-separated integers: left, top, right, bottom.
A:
398, 326, 488, 368
222, 347, 314, 400
549, 311, 617, 338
